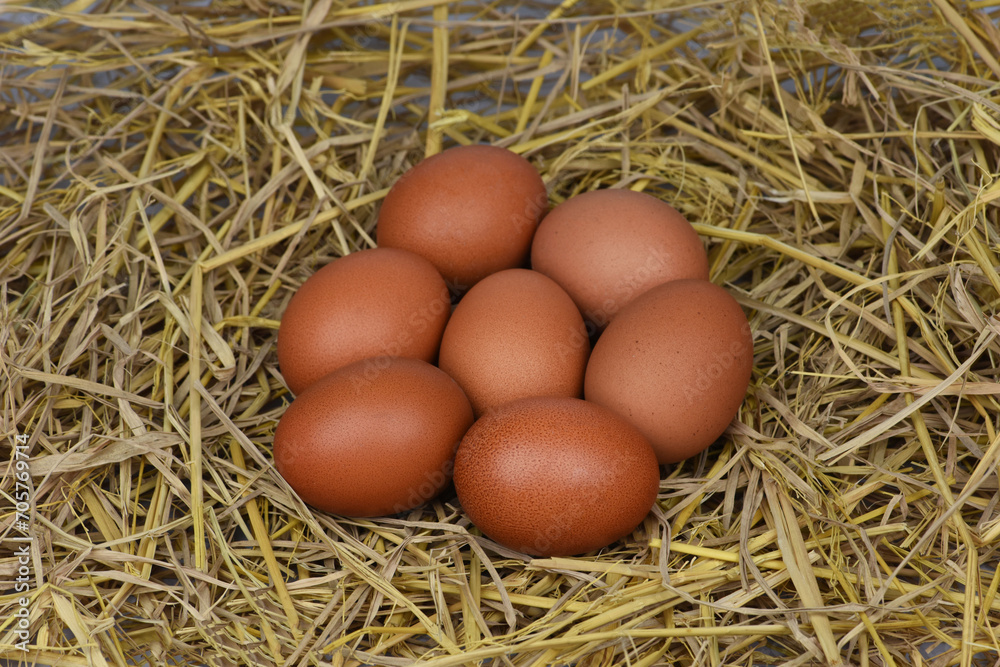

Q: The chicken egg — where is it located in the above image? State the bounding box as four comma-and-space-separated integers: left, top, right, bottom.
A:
531, 189, 709, 331
437, 269, 589, 416
277, 247, 450, 395
584, 279, 753, 464
454, 396, 660, 557
376, 145, 548, 291
273, 356, 474, 517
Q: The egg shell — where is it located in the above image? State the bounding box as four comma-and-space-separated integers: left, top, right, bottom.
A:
438, 269, 589, 416
454, 396, 660, 557
584, 279, 753, 464
530, 189, 709, 330
273, 357, 474, 517
277, 247, 451, 395
376, 145, 548, 291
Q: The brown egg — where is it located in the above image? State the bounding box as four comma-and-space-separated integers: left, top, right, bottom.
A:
376, 145, 548, 291
584, 279, 753, 464
273, 357, 474, 517
453, 396, 659, 557
438, 269, 589, 416
531, 189, 709, 330
277, 247, 450, 395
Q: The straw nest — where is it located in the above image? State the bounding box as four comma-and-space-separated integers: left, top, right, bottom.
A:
2, 0, 1000, 665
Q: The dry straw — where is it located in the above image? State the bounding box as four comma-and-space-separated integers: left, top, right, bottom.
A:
1, 0, 1000, 665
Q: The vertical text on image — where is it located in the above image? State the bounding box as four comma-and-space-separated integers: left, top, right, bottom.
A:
10, 432, 33, 652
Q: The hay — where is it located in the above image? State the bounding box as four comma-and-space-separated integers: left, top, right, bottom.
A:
2, 0, 1000, 665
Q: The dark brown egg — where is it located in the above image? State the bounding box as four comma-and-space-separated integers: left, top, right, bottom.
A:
277, 247, 450, 395
531, 189, 709, 330
273, 357, 474, 517
584, 279, 753, 464
376, 145, 548, 291
453, 396, 660, 557
437, 269, 589, 416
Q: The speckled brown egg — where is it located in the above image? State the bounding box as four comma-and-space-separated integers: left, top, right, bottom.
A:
584, 279, 753, 464
273, 356, 474, 517
438, 269, 589, 416
376, 145, 548, 291
277, 247, 451, 395
530, 189, 709, 330
453, 396, 659, 557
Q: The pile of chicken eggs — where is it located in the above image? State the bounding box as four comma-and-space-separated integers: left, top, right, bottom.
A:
272, 145, 753, 557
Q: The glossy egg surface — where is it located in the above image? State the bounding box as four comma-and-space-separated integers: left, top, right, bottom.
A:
277, 247, 450, 395
273, 357, 474, 517
585, 279, 753, 463
454, 396, 659, 557
438, 269, 589, 416
376, 145, 548, 290
531, 189, 709, 329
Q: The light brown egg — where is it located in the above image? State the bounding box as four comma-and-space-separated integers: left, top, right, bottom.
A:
453, 396, 660, 557
273, 357, 474, 517
437, 269, 589, 416
530, 189, 709, 331
376, 145, 548, 291
277, 247, 450, 395
584, 279, 753, 464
